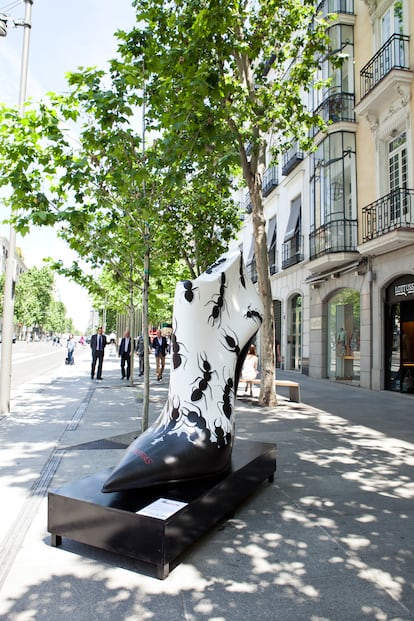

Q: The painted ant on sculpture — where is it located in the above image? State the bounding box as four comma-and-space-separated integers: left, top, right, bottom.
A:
181, 280, 199, 303
206, 272, 227, 327
191, 352, 217, 403
153, 396, 182, 438
217, 373, 234, 421
181, 403, 211, 442
239, 254, 246, 288
244, 305, 263, 326
221, 327, 241, 357
171, 330, 188, 370
214, 420, 227, 448
170, 395, 181, 421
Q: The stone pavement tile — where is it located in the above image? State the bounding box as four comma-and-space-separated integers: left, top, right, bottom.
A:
0, 499, 188, 621
3, 480, 411, 621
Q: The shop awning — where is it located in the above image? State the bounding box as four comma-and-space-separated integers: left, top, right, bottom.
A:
266, 217, 277, 250
305, 260, 363, 284
284, 197, 301, 242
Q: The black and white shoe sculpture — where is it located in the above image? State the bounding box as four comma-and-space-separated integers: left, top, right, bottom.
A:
102, 251, 263, 492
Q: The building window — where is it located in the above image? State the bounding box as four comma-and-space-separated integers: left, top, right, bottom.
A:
273, 299, 282, 368
389, 131, 407, 220
381, 0, 404, 42
313, 23, 354, 113
310, 132, 357, 257
282, 196, 303, 268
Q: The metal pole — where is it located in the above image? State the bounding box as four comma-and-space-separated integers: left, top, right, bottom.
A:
0, 0, 33, 415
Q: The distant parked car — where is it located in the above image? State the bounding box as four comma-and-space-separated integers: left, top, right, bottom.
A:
0, 334, 17, 343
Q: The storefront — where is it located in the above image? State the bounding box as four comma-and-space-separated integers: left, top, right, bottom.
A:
327, 288, 360, 382
385, 275, 414, 394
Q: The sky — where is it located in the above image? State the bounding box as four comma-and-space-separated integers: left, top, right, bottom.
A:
0, 0, 136, 331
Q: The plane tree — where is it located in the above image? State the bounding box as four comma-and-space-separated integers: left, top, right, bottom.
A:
117, 0, 334, 405
0, 60, 241, 427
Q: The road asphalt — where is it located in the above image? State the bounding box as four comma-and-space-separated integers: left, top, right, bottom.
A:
0, 343, 413, 621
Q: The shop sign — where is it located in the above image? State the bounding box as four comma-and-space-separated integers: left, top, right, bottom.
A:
310, 317, 322, 330
394, 282, 414, 297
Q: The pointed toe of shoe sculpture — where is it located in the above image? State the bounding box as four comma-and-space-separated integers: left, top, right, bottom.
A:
102, 250, 263, 493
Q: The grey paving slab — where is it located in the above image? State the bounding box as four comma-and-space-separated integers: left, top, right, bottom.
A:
0, 358, 413, 621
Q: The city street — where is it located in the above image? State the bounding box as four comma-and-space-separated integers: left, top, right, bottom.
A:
0, 340, 90, 390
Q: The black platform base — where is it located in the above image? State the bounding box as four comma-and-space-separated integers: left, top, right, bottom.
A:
48, 439, 276, 579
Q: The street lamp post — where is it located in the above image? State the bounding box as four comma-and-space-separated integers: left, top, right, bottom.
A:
0, 0, 33, 415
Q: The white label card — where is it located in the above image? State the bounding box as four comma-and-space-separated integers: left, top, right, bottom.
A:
136, 498, 188, 520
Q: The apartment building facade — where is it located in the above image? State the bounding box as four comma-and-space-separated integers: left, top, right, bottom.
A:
234, 0, 414, 394
0, 235, 27, 333
1, 235, 26, 279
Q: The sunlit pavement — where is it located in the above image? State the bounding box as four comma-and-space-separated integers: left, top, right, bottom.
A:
0, 354, 413, 621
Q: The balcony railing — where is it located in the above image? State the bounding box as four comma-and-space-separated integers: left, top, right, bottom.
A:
316, 0, 354, 16
311, 92, 355, 136
310, 219, 358, 259
282, 236, 304, 269
282, 144, 304, 177
362, 188, 414, 242
360, 34, 410, 100
262, 166, 279, 197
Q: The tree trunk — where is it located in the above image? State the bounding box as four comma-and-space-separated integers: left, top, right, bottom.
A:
250, 183, 277, 407
141, 242, 151, 432
239, 137, 277, 408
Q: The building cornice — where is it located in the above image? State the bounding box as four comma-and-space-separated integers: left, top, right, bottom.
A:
362, 0, 395, 20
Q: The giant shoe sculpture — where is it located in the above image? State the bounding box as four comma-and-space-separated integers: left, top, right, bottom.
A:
102, 250, 264, 492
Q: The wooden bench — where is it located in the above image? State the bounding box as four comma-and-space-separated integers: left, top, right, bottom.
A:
248, 378, 301, 403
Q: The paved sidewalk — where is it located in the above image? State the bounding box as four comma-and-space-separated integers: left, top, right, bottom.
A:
0, 351, 413, 620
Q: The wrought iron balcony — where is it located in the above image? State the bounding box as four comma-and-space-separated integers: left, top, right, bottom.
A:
262, 166, 278, 197
311, 92, 355, 136
316, 0, 354, 17
310, 219, 357, 260
362, 188, 414, 242
282, 144, 304, 177
282, 236, 304, 269
360, 34, 410, 100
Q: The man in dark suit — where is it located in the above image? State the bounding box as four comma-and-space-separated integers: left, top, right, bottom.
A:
152, 329, 168, 381
90, 326, 107, 380
119, 329, 132, 380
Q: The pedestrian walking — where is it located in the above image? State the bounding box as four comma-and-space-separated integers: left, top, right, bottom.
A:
152, 329, 168, 381
119, 329, 132, 380
66, 334, 76, 365
90, 326, 107, 380
241, 343, 258, 396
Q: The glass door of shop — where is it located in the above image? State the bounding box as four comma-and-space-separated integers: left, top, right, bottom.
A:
327, 288, 360, 381
385, 302, 414, 393
385, 303, 401, 391
289, 295, 302, 371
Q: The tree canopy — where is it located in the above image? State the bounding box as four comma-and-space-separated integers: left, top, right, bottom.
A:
1, 0, 336, 406
114, 0, 334, 405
